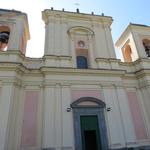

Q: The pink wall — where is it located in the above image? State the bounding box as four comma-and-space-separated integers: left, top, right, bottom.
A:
127, 92, 147, 140
72, 90, 102, 102
21, 91, 39, 147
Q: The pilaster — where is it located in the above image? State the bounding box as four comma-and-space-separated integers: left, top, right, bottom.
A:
55, 84, 62, 150
61, 18, 69, 56
103, 24, 116, 58
132, 32, 146, 58
42, 84, 56, 149
7, 84, 21, 150
102, 84, 125, 149
69, 35, 76, 68
88, 35, 97, 68
115, 86, 136, 147
140, 86, 150, 137
55, 18, 61, 55
61, 84, 74, 150
0, 83, 15, 150
44, 17, 55, 55
93, 23, 107, 58
8, 19, 24, 52
15, 85, 25, 150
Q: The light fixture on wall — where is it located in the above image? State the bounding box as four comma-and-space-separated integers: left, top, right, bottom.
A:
66, 107, 71, 112
106, 107, 111, 111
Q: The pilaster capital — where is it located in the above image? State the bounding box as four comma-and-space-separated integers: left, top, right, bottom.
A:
2, 78, 21, 86
43, 82, 57, 88
101, 82, 124, 89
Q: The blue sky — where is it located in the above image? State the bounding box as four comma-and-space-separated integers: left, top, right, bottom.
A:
1, 0, 150, 58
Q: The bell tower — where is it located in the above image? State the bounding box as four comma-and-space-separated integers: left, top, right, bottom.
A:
115, 23, 150, 62
0, 9, 30, 55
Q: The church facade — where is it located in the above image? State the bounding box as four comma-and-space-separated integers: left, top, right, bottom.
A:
0, 8, 150, 150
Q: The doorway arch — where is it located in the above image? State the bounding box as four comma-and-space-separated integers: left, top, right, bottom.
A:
71, 97, 108, 150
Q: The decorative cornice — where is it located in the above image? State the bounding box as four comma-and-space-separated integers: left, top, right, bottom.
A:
67, 26, 94, 36
71, 97, 106, 108
40, 67, 126, 76
43, 55, 72, 60
42, 9, 112, 25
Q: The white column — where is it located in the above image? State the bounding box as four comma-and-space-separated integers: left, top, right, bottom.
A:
42, 85, 56, 149
115, 86, 136, 146
0, 83, 14, 150
102, 85, 125, 149
61, 85, 74, 150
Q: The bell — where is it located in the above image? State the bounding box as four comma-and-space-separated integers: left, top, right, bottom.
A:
145, 46, 150, 57
0, 32, 10, 44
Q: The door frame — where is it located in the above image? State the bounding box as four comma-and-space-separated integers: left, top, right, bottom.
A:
71, 97, 109, 150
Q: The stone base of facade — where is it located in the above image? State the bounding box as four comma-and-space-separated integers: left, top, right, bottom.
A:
43, 147, 73, 150
111, 146, 150, 150
42, 148, 55, 150
42, 146, 150, 150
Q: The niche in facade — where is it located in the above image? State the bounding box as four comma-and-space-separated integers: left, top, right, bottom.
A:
121, 40, 133, 63
142, 39, 150, 57
76, 40, 89, 69
68, 26, 94, 69
122, 42, 132, 63
0, 26, 10, 51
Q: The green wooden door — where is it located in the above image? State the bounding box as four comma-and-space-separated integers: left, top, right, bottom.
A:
80, 115, 102, 150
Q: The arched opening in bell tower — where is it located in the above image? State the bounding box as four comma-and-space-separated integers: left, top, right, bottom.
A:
0, 26, 10, 51
123, 44, 132, 62
142, 39, 150, 58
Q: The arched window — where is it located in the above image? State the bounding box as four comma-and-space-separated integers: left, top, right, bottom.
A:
77, 56, 88, 69
76, 40, 89, 69
68, 26, 94, 69
123, 44, 132, 62
0, 26, 10, 51
143, 39, 150, 57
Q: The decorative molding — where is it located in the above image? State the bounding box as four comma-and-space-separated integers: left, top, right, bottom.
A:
71, 97, 105, 108
42, 9, 112, 25
67, 26, 94, 36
